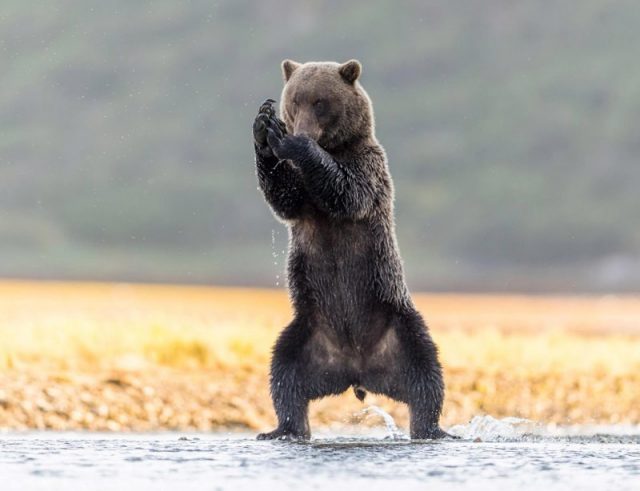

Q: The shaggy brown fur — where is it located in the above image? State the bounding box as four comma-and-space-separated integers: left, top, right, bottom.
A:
252, 60, 447, 440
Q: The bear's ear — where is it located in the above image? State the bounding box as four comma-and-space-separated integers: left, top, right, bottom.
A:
339, 59, 362, 84
282, 59, 302, 82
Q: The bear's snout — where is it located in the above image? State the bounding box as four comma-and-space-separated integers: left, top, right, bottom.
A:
293, 114, 322, 141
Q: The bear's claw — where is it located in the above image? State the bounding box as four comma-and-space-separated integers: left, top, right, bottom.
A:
258, 98, 276, 117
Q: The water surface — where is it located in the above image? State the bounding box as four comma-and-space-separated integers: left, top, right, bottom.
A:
1, 416, 639, 490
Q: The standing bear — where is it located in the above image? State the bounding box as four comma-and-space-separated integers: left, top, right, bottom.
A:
253, 59, 447, 440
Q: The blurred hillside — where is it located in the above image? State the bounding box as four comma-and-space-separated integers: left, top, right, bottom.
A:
1, 0, 639, 291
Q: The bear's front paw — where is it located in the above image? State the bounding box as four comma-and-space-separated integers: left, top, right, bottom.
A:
253, 99, 287, 158
267, 133, 312, 162
253, 114, 271, 156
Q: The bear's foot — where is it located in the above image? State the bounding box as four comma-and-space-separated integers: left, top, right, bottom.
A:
256, 427, 309, 441
411, 427, 458, 440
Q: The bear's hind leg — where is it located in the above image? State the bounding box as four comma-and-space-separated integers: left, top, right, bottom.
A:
257, 319, 311, 440
398, 312, 448, 439
257, 319, 352, 441
363, 311, 448, 440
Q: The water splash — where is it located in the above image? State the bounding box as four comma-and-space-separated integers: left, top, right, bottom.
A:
448, 415, 542, 441
360, 406, 408, 441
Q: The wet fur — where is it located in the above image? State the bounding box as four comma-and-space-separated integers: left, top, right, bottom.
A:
254, 60, 446, 440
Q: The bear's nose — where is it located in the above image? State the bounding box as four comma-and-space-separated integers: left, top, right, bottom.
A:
294, 117, 322, 141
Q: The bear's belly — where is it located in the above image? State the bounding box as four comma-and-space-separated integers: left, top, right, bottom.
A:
289, 218, 386, 346
305, 321, 399, 376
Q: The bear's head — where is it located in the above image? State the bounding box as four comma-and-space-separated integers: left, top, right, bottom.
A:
279, 59, 374, 151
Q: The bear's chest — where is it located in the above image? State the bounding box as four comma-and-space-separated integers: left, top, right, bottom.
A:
290, 217, 379, 339
292, 216, 370, 257
291, 218, 372, 290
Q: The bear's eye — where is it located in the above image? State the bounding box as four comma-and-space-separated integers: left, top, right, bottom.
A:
313, 99, 328, 115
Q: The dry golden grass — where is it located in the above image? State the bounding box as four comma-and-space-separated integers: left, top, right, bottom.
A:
0, 280, 639, 431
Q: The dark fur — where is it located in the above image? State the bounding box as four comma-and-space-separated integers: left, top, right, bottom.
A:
253, 60, 446, 440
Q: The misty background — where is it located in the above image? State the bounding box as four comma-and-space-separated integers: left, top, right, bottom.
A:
1, 0, 639, 292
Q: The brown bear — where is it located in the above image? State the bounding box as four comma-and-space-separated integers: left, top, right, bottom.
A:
252, 59, 447, 440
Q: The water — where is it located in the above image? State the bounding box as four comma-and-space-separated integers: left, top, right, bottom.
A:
1, 415, 639, 490
270, 229, 286, 287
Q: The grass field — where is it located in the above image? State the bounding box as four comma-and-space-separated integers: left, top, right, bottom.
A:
0, 280, 639, 432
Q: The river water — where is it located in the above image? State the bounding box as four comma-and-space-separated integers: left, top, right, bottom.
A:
1, 415, 639, 490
